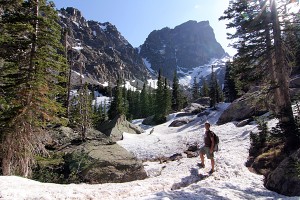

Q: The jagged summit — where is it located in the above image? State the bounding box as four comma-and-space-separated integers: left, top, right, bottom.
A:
139, 20, 226, 79
58, 7, 149, 86
57, 7, 228, 87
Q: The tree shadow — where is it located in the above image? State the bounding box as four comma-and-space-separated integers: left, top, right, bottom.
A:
170, 167, 202, 191
150, 177, 289, 200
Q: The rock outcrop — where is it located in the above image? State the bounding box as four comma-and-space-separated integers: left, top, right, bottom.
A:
264, 148, 300, 196
97, 115, 144, 142
33, 126, 147, 184
217, 87, 268, 125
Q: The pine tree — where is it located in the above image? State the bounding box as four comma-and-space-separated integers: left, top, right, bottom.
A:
192, 76, 200, 101
220, 0, 299, 147
78, 83, 93, 140
171, 70, 182, 111
223, 61, 238, 102
154, 69, 165, 123
122, 82, 129, 118
0, 0, 67, 176
163, 78, 171, 116
200, 78, 210, 97
209, 65, 221, 108
140, 82, 149, 117
108, 78, 124, 120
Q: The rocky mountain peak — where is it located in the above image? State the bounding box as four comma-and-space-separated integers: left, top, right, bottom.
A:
140, 20, 226, 79
58, 7, 149, 86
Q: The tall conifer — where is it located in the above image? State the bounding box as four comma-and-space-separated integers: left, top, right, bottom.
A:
0, 0, 67, 176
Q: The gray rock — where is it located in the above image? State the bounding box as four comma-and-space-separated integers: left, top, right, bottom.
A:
236, 119, 252, 127
194, 97, 211, 107
97, 115, 144, 142
37, 127, 147, 184
46, 126, 113, 149
217, 89, 268, 125
197, 110, 210, 117
76, 143, 147, 184
140, 20, 225, 80
58, 7, 149, 85
264, 148, 300, 196
175, 112, 194, 117
169, 119, 190, 127
184, 103, 206, 114
142, 115, 157, 126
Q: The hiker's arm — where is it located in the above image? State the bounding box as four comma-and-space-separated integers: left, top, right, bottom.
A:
210, 136, 214, 153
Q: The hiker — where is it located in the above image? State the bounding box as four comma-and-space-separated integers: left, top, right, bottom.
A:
198, 122, 215, 174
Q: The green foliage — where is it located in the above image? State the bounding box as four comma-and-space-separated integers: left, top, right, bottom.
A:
140, 82, 150, 117
162, 78, 171, 116
252, 117, 269, 146
154, 69, 165, 122
0, 0, 68, 176
171, 70, 183, 111
33, 152, 93, 184
200, 78, 209, 97
192, 76, 200, 101
63, 152, 93, 183
209, 66, 223, 108
223, 61, 238, 102
108, 78, 125, 120
93, 101, 107, 126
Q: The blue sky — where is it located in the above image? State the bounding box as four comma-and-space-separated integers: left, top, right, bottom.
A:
52, 0, 236, 56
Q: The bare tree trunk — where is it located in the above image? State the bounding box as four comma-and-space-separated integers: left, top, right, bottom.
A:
270, 0, 294, 124
270, 0, 299, 150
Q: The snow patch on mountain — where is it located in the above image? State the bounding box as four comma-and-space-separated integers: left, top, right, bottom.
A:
178, 55, 231, 87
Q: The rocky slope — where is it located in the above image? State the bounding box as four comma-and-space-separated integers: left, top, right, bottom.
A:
139, 20, 227, 79
58, 8, 228, 87
59, 7, 150, 86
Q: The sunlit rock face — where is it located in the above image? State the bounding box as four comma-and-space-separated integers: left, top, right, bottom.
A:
139, 20, 226, 79
58, 7, 149, 86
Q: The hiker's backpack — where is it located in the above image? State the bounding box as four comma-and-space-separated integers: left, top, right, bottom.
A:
211, 131, 219, 152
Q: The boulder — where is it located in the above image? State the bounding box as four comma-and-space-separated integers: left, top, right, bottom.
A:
194, 97, 210, 107
142, 115, 156, 126
34, 127, 147, 184
264, 148, 300, 196
169, 118, 190, 127
71, 143, 147, 184
97, 115, 144, 142
184, 143, 199, 158
197, 110, 210, 118
184, 103, 206, 114
236, 119, 253, 127
46, 126, 113, 149
217, 88, 268, 125
175, 112, 194, 117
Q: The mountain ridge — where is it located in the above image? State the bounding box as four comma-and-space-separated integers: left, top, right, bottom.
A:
58, 7, 229, 87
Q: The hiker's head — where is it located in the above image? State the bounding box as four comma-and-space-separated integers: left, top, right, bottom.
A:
204, 122, 210, 130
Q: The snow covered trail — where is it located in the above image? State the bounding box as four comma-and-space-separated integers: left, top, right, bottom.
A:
0, 103, 299, 200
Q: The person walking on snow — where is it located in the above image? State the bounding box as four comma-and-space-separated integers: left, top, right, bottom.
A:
198, 122, 215, 174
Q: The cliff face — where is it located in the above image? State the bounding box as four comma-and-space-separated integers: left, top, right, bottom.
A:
59, 7, 149, 86
139, 20, 226, 79
58, 8, 227, 87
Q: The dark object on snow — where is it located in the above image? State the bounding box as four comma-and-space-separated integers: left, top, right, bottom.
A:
184, 143, 199, 158
169, 119, 190, 127
236, 119, 253, 127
